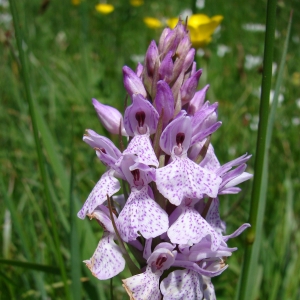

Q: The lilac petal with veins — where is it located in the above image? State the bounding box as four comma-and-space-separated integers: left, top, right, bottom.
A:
188, 84, 210, 115
117, 186, 169, 242
84, 232, 125, 280
191, 121, 222, 145
172, 260, 228, 277
216, 153, 252, 177
160, 269, 204, 300
122, 267, 162, 300
156, 157, 222, 206
191, 102, 219, 135
123, 66, 147, 98
83, 129, 121, 159
92, 99, 127, 135
219, 187, 241, 195
154, 80, 175, 126
189, 246, 236, 262
124, 94, 159, 136
223, 223, 251, 242
77, 170, 120, 219
167, 205, 223, 250
223, 172, 253, 190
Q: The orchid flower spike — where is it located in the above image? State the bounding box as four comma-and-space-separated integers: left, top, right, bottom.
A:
78, 18, 252, 300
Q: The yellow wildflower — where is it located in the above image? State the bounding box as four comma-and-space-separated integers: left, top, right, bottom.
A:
167, 14, 223, 48
143, 17, 163, 29
292, 72, 300, 86
71, 0, 80, 5
95, 3, 114, 14
130, 0, 144, 6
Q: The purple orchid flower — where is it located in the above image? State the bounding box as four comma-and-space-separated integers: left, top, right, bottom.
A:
77, 130, 122, 219
160, 269, 204, 299
123, 243, 176, 300
116, 154, 169, 242
83, 206, 125, 280
78, 19, 253, 300
156, 113, 222, 206
118, 93, 159, 167
167, 198, 223, 250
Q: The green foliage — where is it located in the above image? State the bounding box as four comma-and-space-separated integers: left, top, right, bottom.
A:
0, 0, 299, 299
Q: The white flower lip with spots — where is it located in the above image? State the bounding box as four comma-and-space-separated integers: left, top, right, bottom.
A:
78, 19, 252, 300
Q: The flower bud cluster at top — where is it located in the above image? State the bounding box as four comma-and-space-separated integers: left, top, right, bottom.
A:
78, 20, 252, 300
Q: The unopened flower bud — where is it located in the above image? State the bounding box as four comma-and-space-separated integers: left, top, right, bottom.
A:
180, 69, 202, 105
154, 80, 175, 126
158, 27, 171, 53
159, 51, 173, 83
182, 48, 196, 73
123, 66, 147, 98
176, 35, 191, 58
145, 40, 159, 77
92, 98, 127, 135
136, 62, 143, 78
188, 84, 210, 115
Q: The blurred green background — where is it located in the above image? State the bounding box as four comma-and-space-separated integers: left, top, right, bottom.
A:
0, 0, 299, 299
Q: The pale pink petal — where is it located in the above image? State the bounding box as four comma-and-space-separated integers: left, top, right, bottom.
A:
203, 276, 216, 300
84, 232, 125, 280
77, 170, 120, 219
118, 135, 159, 167
122, 267, 161, 300
167, 206, 223, 250
199, 143, 221, 171
156, 158, 222, 206
160, 269, 204, 300
206, 198, 226, 236
117, 186, 169, 242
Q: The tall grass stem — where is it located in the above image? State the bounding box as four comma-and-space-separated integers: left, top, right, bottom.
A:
8, 0, 71, 298
237, 0, 277, 299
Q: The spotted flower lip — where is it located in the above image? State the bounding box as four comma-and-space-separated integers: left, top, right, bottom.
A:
78, 19, 252, 300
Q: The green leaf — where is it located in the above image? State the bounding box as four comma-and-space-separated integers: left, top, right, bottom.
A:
0, 259, 60, 274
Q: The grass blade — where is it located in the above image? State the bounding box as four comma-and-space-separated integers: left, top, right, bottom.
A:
237, 0, 277, 299
70, 116, 82, 300
8, 0, 70, 297
0, 259, 60, 274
